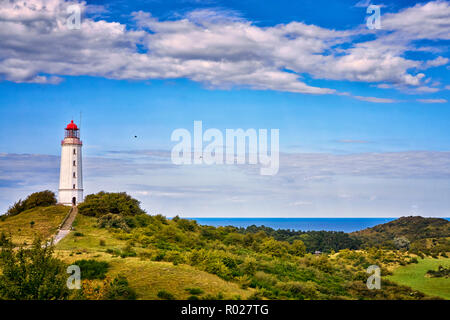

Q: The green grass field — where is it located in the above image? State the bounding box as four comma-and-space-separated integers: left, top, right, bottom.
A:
0, 205, 69, 245
55, 214, 255, 299
387, 257, 450, 299
57, 251, 254, 299
56, 214, 126, 251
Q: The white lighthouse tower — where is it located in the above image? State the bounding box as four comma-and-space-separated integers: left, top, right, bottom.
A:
58, 120, 83, 206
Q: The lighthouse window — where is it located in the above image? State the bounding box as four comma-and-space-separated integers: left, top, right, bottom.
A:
73, 172, 76, 178
73, 184, 76, 189
73, 160, 76, 166
73, 149, 76, 155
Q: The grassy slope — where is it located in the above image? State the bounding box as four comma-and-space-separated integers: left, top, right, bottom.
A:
3, 207, 449, 300
55, 214, 254, 300
386, 257, 450, 299
351, 216, 450, 244
0, 205, 69, 244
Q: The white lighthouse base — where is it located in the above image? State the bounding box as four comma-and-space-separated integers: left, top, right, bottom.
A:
59, 189, 84, 206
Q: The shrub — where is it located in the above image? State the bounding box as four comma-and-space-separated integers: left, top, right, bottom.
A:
0, 236, 69, 299
97, 213, 130, 232
247, 291, 264, 300
176, 218, 197, 232
74, 259, 109, 280
393, 236, 410, 250
185, 287, 204, 295
157, 290, 175, 300
99, 239, 106, 246
0, 232, 9, 246
5, 190, 57, 216
260, 238, 289, 257
276, 281, 319, 299
409, 257, 419, 264
241, 257, 257, 276
202, 292, 224, 300
289, 240, 307, 256
426, 265, 449, 278
78, 191, 145, 217
104, 275, 137, 300
120, 244, 137, 258
74, 232, 84, 237
252, 271, 278, 288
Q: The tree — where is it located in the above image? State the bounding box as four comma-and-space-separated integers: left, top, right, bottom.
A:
78, 191, 145, 217
0, 237, 69, 300
261, 238, 289, 257
5, 190, 57, 217
393, 236, 410, 250
289, 240, 306, 256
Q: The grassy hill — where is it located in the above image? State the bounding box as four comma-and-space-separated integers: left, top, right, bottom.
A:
55, 214, 255, 299
57, 251, 254, 299
387, 257, 450, 300
351, 216, 450, 246
0, 205, 69, 245
1, 196, 449, 300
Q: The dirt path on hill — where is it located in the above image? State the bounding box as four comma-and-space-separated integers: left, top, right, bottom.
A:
53, 206, 78, 244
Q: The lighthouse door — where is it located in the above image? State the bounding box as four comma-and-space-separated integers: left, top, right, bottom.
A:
72, 197, 76, 205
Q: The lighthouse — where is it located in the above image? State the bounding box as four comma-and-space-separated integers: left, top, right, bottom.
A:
58, 120, 83, 206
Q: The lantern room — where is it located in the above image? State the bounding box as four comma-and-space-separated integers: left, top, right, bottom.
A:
65, 120, 80, 139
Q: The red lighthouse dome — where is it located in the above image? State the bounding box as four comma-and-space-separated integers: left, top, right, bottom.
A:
65, 120, 78, 130
63, 120, 81, 142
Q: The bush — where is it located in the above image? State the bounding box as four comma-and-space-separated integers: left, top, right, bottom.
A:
0, 232, 10, 246
426, 265, 449, 278
157, 290, 175, 300
289, 240, 307, 256
5, 190, 57, 216
97, 213, 130, 232
120, 244, 137, 258
185, 287, 204, 295
409, 257, 419, 264
74, 259, 109, 280
393, 237, 410, 250
176, 218, 197, 232
276, 281, 319, 299
104, 275, 137, 300
78, 191, 145, 217
0, 236, 69, 299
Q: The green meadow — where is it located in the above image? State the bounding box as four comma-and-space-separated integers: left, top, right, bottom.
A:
387, 257, 450, 299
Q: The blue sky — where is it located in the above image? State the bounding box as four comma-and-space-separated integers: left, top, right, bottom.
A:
0, 0, 449, 217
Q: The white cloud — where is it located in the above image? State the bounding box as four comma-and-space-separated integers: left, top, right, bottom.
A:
382, 1, 450, 40
354, 0, 372, 8
0, 0, 448, 98
354, 1, 387, 8
417, 98, 448, 103
2, 151, 450, 217
422, 56, 449, 68
354, 95, 397, 103
413, 86, 440, 93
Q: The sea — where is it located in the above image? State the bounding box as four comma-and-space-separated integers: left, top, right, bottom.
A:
186, 218, 450, 233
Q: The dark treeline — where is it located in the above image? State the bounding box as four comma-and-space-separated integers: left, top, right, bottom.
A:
237, 225, 362, 253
